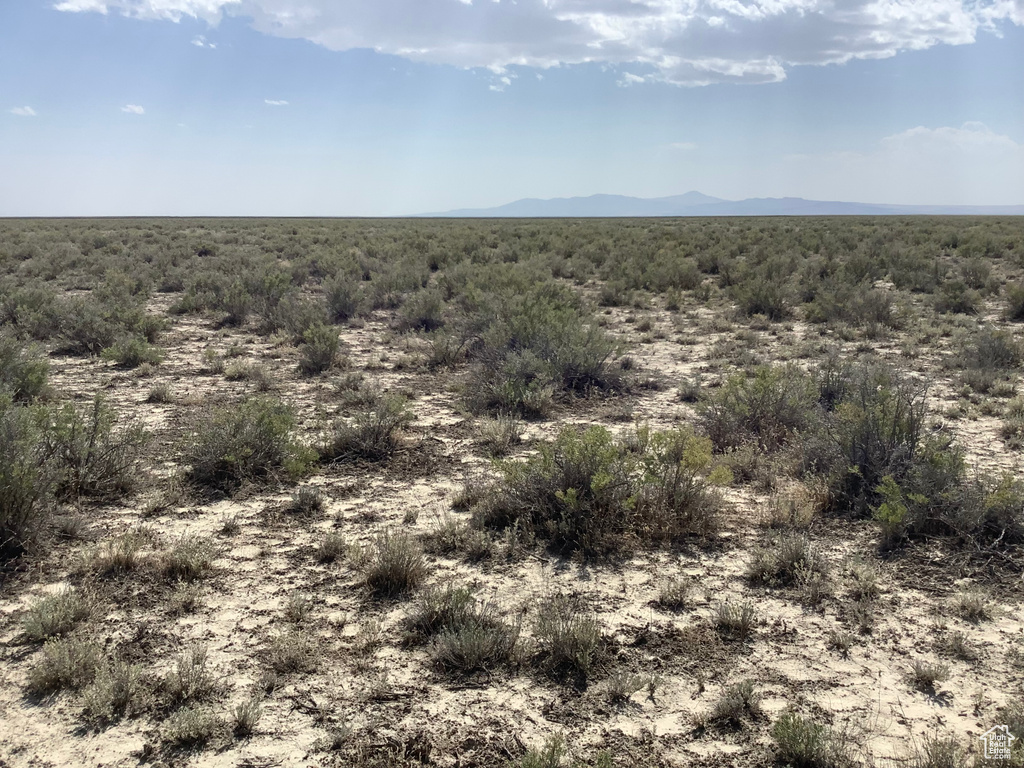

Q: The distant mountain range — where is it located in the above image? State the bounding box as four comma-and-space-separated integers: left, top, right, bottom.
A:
419, 192, 1024, 217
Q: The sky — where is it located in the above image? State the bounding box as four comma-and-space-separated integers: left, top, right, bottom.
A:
1, 0, 1023, 216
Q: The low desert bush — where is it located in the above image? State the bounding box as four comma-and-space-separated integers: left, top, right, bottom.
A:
464, 283, 625, 416
163, 645, 216, 706
472, 424, 725, 558
705, 679, 760, 727
772, 712, 854, 768
478, 412, 524, 457
321, 392, 412, 462
747, 534, 827, 587
1005, 283, 1024, 321
81, 660, 150, 725
0, 334, 48, 401
161, 706, 228, 749
231, 698, 263, 737
909, 659, 950, 694
324, 274, 361, 322
358, 530, 427, 598
26, 637, 102, 695
297, 323, 339, 376
183, 397, 314, 495
699, 365, 817, 452
533, 595, 603, 686
43, 397, 146, 502
733, 277, 790, 321
714, 600, 756, 639
288, 485, 326, 517
22, 589, 93, 642
0, 403, 52, 558
160, 534, 216, 583
100, 337, 164, 368
934, 280, 980, 314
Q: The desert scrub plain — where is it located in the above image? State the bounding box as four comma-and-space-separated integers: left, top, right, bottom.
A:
0, 216, 1023, 768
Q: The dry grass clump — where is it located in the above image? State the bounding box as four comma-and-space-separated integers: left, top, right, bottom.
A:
772, 712, 856, 768
159, 534, 216, 582
26, 637, 102, 695
406, 583, 520, 674
953, 588, 994, 623
321, 392, 412, 462
532, 595, 603, 686
357, 530, 427, 598
701, 679, 761, 729
655, 577, 691, 610
315, 532, 347, 563
80, 660, 151, 725
265, 632, 318, 674
478, 412, 524, 457
714, 600, 756, 639
909, 659, 951, 694
231, 697, 263, 738
161, 706, 229, 750
22, 589, 94, 642
747, 534, 827, 587
163, 645, 217, 706
287, 485, 326, 517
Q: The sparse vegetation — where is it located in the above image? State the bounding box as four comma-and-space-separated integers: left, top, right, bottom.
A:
2, 217, 1023, 763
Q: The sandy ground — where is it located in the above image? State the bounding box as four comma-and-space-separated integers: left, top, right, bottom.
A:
1, 287, 1022, 768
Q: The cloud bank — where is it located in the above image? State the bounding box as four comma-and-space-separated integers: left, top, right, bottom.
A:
121, 104, 145, 113
10, 106, 38, 117
53, 0, 1024, 85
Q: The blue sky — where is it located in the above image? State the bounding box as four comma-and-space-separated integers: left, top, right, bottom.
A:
2, 0, 1023, 215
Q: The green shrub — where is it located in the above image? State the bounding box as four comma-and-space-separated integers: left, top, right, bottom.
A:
397, 288, 445, 332
43, 396, 146, 501
183, 397, 315, 495
699, 365, 817, 452
297, 323, 339, 376
321, 392, 412, 462
474, 424, 723, 558
0, 335, 49, 401
1005, 283, 1024, 321
934, 280, 980, 314
822, 364, 929, 519
324, 274, 361, 321
100, 337, 164, 368
411, 584, 520, 673
221, 280, 252, 326
0, 403, 51, 558
733, 278, 790, 321
465, 284, 624, 415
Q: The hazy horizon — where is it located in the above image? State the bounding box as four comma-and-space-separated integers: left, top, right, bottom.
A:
2, 1, 1023, 216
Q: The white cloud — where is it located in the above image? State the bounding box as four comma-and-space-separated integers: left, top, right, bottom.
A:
670, 141, 697, 150
778, 122, 1024, 204
121, 104, 145, 114
191, 34, 216, 47
53, 0, 1024, 85
10, 106, 38, 117
264, 99, 288, 105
